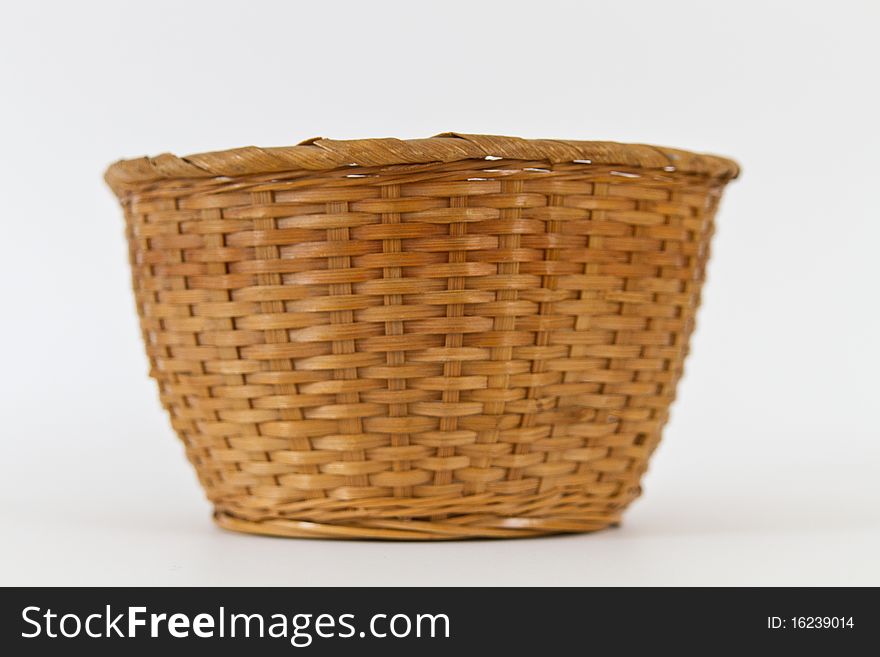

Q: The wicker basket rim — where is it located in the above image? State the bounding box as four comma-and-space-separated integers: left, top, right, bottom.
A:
104, 132, 740, 195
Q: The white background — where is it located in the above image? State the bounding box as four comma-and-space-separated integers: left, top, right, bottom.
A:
1, 0, 878, 586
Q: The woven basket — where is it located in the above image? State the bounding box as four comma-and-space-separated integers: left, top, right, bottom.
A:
106, 133, 739, 539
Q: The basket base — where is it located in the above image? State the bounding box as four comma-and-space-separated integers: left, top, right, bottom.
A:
213, 511, 620, 541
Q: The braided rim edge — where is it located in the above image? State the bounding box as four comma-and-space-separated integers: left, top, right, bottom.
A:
104, 132, 740, 196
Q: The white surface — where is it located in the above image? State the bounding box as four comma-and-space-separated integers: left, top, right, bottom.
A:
1, 0, 878, 586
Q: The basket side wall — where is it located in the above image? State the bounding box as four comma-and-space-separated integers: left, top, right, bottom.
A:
120, 159, 725, 539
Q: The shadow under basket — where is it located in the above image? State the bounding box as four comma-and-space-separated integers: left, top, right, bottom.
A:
106, 133, 739, 540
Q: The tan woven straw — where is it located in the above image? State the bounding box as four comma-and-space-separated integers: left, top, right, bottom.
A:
107, 133, 739, 539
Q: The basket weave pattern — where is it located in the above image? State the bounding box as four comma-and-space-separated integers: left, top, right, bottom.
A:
107, 134, 737, 539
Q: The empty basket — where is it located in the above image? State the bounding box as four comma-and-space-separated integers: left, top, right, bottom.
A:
105, 133, 739, 539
